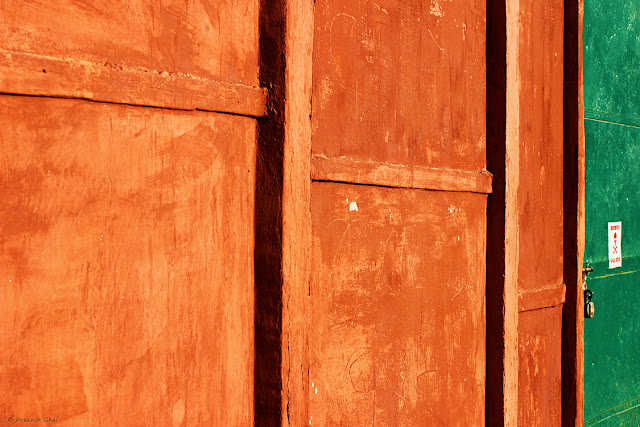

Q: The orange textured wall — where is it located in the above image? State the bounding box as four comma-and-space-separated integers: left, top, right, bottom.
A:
515, 0, 565, 424
308, 0, 489, 423
0, 97, 257, 425
0, 0, 259, 85
1, 0, 262, 423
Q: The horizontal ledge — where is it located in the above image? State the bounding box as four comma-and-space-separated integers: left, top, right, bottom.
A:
518, 283, 566, 312
310, 155, 493, 193
0, 50, 267, 117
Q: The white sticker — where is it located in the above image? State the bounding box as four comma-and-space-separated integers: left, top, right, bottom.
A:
608, 221, 622, 269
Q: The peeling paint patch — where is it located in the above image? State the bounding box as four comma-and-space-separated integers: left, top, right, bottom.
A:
349, 201, 358, 211
430, 0, 444, 17
172, 399, 185, 427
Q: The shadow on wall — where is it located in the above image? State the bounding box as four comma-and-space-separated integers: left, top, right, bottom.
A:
254, 0, 286, 424
485, 0, 507, 423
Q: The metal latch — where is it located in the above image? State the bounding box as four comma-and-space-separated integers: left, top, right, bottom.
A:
582, 265, 593, 290
583, 265, 594, 319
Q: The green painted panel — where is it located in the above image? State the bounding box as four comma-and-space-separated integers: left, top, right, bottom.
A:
584, 271, 640, 426
583, 0, 640, 120
584, 119, 640, 425
584, 0, 640, 420
584, 119, 640, 270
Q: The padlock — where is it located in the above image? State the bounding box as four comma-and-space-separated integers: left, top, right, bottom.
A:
585, 301, 595, 318
584, 289, 595, 319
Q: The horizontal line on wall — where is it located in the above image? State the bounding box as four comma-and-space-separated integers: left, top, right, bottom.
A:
0, 50, 267, 117
584, 396, 640, 426
585, 109, 640, 129
583, 256, 640, 280
310, 155, 493, 194
518, 283, 566, 312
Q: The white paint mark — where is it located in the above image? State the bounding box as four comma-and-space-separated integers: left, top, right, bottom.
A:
172, 399, 185, 427
457, 236, 460, 241
327, 219, 351, 266
430, 0, 444, 17
349, 201, 358, 212
428, 29, 446, 55
311, 382, 314, 387
315, 387, 318, 394
329, 13, 357, 57
370, 1, 389, 14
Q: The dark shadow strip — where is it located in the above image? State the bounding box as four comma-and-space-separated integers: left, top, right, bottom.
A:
254, 0, 286, 423
485, 0, 507, 424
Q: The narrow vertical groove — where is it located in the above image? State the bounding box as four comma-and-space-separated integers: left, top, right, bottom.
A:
254, 0, 286, 423
561, 0, 581, 425
485, 0, 507, 423
255, 0, 314, 424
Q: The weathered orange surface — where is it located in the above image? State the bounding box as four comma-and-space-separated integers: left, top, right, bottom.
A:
311, 0, 486, 171
0, 97, 256, 425
514, 0, 565, 424
309, 183, 486, 425
0, 0, 259, 85
0, 0, 580, 423
516, 0, 565, 293
308, 0, 488, 423
518, 306, 563, 425
486, 0, 568, 423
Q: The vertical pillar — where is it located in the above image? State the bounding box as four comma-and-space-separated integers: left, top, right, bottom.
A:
281, 0, 314, 424
489, 0, 567, 424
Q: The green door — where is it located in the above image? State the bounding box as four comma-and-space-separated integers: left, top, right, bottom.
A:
584, 1, 640, 425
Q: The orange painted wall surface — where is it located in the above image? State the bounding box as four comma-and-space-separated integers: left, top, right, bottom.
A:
0, 0, 577, 424
0, 0, 259, 85
308, 0, 489, 423
312, 0, 486, 171
515, 0, 565, 424
309, 184, 487, 424
0, 98, 256, 425
0, 0, 260, 424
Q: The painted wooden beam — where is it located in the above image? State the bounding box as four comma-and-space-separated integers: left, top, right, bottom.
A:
311, 155, 493, 194
281, 0, 314, 425
518, 284, 567, 312
0, 50, 267, 117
